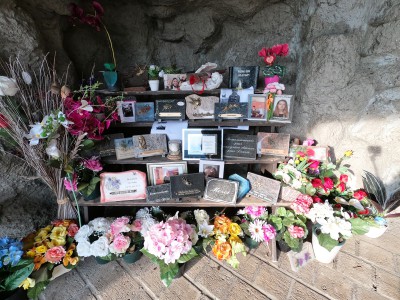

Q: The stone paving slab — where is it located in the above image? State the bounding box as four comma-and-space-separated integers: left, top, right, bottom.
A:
41, 218, 400, 300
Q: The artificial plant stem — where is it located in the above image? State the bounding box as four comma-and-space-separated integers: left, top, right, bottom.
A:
100, 20, 117, 69
68, 173, 82, 227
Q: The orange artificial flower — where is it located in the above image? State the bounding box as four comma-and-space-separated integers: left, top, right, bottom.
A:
212, 240, 232, 261
214, 215, 231, 234
33, 255, 46, 270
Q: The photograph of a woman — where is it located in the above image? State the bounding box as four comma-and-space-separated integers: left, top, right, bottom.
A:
271, 95, 293, 121
170, 77, 180, 90
273, 99, 289, 118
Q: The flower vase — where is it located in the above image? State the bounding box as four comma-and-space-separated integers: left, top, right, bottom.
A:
103, 71, 118, 91
50, 265, 71, 281
364, 225, 388, 238
82, 182, 101, 201
245, 237, 260, 249
264, 75, 280, 86
148, 79, 160, 91
312, 226, 344, 263
122, 250, 143, 264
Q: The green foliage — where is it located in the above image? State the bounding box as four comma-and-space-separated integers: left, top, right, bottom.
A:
1, 259, 34, 291
162, 65, 182, 74
27, 280, 50, 300
316, 232, 339, 251
104, 63, 116, 71
349, 218, 373, 235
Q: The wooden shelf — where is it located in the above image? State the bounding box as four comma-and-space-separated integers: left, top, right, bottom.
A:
76, 195, 292, 208
103, 155, 283, 165
97, 89, 222, 96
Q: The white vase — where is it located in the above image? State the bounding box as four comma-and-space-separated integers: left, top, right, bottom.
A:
50, 265, 71, 281
364, 225, 388, 238
148, 80, 160, 91
312, 226, 344, 264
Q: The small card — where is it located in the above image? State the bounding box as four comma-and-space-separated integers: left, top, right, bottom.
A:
114, 138, 135, 160
146, 184, 172, 203
204, 179, 238, 204
289, 145, 329, 161
247, 172, 281, 204
287, 242, 315, 272
131, 134, 167, 158
257, 132, 290, 156
135, 102, 155, 122
185, 94, 219, 119
280, 185, 302, 203
223, 134, 257, 160
214, 103, 248, 119
117, 100, 136, 123
96, 133, 124, 157
100, 170, 147, 202
155, 99, 186, 120
228, 173, 250, 199
170, 173, 205, 199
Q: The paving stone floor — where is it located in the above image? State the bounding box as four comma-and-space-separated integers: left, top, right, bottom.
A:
40, 218, 400, 300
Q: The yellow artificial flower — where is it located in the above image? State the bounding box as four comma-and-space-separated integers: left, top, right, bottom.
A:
344, 150, 353, 157
34, 229, 49, 242
51, 236, 66, 246
228, 223, 242, 236
19, 278, 35, 290
26, 249, 36, 258
295, 159, 300, 165
229, 235, 243, 244
50, 226, 67, 241
44, 225, 53, 231
35, 245, 48, 254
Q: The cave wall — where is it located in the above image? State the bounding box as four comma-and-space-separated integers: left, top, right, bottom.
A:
0, 0, 399, 234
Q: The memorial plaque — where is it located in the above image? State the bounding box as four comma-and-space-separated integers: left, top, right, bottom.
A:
131, 134, 167, 158
257, 132, 290, 156
146, 184, 172, 203
96, 133, 124, 157
280, 185, 302, 203
214, 103, 248, 119
228, 173, 251, 199
247, 172, 281, 204
114, 137, 135, 160
223, 134, 257, 160
204, 179, 238, 204
185, 94, 219, 119
170, 173, 205, 199
100, 170, 147, 202
155, 99, 186, 120
135, 102, 155, 122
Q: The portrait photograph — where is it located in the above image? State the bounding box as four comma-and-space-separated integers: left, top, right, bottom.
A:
146, 162, 188, 186
163, 74, 187, 91
199, 160, 224, 178
117, 100, 136, 123
248, 94, 267, 120
271, 95, 294, 122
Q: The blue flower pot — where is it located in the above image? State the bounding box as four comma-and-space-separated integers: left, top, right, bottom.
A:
103, 71, 118, 91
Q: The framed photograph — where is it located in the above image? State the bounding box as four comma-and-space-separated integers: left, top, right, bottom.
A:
117, 100, 136, 123
257, 132, 291, 156
135, 102, 154, 122
163, 74, 187, 91
270, 95, 294, 122
248, 94, 267, 120
219, 87, 254, 103
182, 129, 223, 160
199, 160, 224, 178
146, 162, 188, 186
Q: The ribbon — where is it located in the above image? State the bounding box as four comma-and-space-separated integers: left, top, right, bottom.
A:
263, 65, 286, 78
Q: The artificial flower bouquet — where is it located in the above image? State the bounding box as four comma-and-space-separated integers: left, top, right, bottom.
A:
258, 43, 289, 83
22, 220, 79, 298
148, 65, 162, 80
235, 206, 277, 249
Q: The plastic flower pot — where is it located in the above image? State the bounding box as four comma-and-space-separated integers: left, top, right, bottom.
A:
264, 75, 279, 86
95, 257, 112, 264
122, 250, 143, 264
50, 264, 71, 281
102, 71, 118, 91
364, 225, 388, 238
244, 237, 260, 249
277, 240, 291, 253
312, 225, 344, 263
148, 79, 160, 91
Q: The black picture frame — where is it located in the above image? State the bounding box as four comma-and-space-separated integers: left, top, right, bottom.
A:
182, 129, 223, 160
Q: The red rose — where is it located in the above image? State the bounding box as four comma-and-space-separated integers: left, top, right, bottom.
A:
353, 190, 368, 200
340, 174, 348, 183
312, 196, 323, 203
323, 177, 334, 190
67, 223, 79, 237
311, 178, 323, 188
358, 209, 369, 215
334, 204, 342, 209
336, 182, 346, 193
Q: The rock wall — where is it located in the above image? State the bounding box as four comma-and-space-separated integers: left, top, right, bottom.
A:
0, 0, 399, 234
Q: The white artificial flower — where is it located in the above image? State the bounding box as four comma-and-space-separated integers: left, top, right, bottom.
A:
217, 234, 227, 243
25, 123, 45, 145
319, 217, 352, 241
57, 111, 73, 127
74, 224, 94, 242
136, 207, 152, 220
237, 209, 246, 215
76, 240, 92, 257
348, 199, 365, 211
248, 219, 265, 242
89, 218, 112, 234
197, 222, 214, 238
22, 71, 32, 85
91, 236, 110, 257
149, 65, 156, 70
306, 201, 334, 224
194, 209, 210, 226
158, 70, 165, 77
45, 139, 61, 159
79, 100, 93, 112
0, 76, 18, 96
292, 179, 302, 189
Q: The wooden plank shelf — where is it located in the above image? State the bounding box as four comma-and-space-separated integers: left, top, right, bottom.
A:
103, 155, 283, 165
97, 89, 222, 96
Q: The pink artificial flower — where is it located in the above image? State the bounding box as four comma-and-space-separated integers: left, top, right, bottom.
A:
302, 138, 315, 146
280, 43, 289, 56
110, 217, 130, 236
83, 156, 103, 172
323, 177, 334, 190
264, 55, 276, 66
67, 223, 79, 237
244, 206, 266, 219
271, 44, 283, 55
45, 246, 66, 263
311, 178, 323, 188
340, 174, 349, 183
353, 190, 368, 200
312, 196, 323, 203
64, 173, 78, 191
308, 160, 320, 169
288, 225, 304, 239
306, 148, 315, 157
262, 224, 276, 243
131, 219, 142, 232
336, 182, 346, 193
110, 234, 131, 254
258, 47, 267, 58
291, 194, 313, 214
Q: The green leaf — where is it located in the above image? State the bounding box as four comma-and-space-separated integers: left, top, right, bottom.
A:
159, 261, 179, 287
226, 256, 240, 269
239, 222, 250, 236
177, 248, 198, 264
104, 63, 116, 71
276, 207, 286, 217
77, 182, 89, 192
27, 280, 50, 300
317, 233, 339, 251
3, 260, 34, 291
81, 139, 95, 150
349, 218, 370, 235
140, 249, 160, 264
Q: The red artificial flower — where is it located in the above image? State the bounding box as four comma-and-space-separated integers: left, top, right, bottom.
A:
296, 151, 306, 157
258, 47, 267, 58
312, 196, 323, 203
92, 1, 104, 16
336, 182, 346, 193
323, 177, 334, 190
281, 43, 289, 56
334, 204, 342, 209
0, 114, 9, 128
353, 190, 368, 200
340, 174, 348, 183
311, 178, 323, 188
189, 75, 197, 85
308, 160, 319, 169
306, 148, 315, 157
69, 3, 84, 21
358, 209, 369, 215
271, 44, 283, 56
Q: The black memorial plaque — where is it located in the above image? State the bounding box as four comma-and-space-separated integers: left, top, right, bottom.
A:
170, 173, 205, 199
155, 99, 186, 120
223, 134, 257, 160
146, 184, 172, 203
204, 179, 238, 204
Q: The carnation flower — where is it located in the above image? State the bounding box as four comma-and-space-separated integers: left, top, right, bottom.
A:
287, 225, 305, 239
244, 206, 266, 219
262, 224, 276, 242
83, 156, 103, 172
291, 194, 313, 214
248, 219, 265, 242
90, 236, 110, 257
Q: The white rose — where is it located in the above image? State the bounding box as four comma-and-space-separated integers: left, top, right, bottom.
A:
74, 225, 93, 242
45, 139, 61, 159
0, 76, 18, 96
76, 240, 92, 257
194, 209, 210, 226
91, 236, 110, 257
89, 217, 111, 233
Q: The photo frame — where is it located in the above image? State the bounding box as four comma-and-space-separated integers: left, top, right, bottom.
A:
248, 94, 267, 120
146, 161, 188, 186
182, 129, 223, 160
199, 160, 224, 178
257, 132, 291, 156
163, 74, 187, 91
270, 95, 294, 122
117, 100, 136, 123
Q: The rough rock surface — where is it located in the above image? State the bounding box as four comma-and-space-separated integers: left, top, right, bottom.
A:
0, 0, 400, 236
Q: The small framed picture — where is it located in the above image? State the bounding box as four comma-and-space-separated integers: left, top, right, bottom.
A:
248, 94, 267, 120
146, 162, 188, 186
117, 100, 136, 123
199, 160, 224, 178
270, 95, 294, 122
182, 129, 223, 160
163, 74, 187, 91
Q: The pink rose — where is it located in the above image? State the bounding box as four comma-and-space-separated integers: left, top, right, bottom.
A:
110, 234, 131, 254
110, 217, 130, 236
353, 190, 368, 200
336, 182, 346, 193
83, 157, 103, 172
45, 246, 66, 263
323, 177, 334, 190
288, 225, 304, 239
131, 219, 142, 232
67, 223, 79, 237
